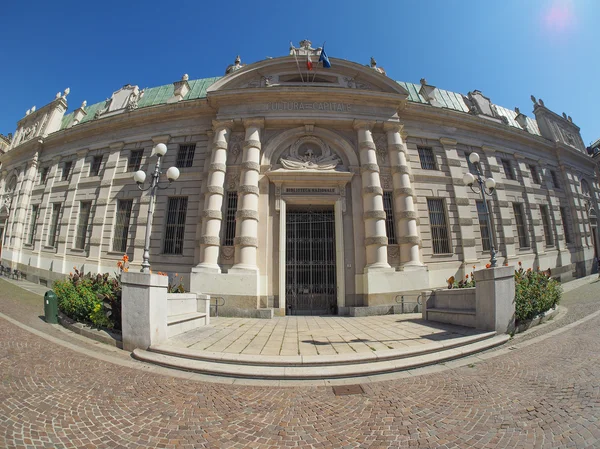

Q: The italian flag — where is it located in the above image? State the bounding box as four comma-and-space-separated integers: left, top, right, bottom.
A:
307, 53, 313, 71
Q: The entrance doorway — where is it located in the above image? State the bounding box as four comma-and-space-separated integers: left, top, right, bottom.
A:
286, 207, 337, 315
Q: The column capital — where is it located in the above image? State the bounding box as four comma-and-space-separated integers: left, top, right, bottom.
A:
383, 121, 404, 133
353, 120, 375, 131
439, 137, 457, 147
212, 120, 234, 133
242, 117, 265, 129
151, 134, 171, 145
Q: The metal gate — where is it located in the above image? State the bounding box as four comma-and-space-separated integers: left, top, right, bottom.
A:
286, 208, 337, 315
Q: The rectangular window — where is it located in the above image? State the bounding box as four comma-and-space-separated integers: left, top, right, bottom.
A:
47, 203, 61, 247
90, 156, 103, 177
28, 205, 39, 245
465, 152, 478, 175
418, 147, 437, 170
40, 167, 49, 184
427, 198, 451, 254
383, 191, 397, 245
163, 197, 188, 255
176, 144, 196, 168
128, 150, 144, 172
550, 170, 560, 189
540, 205, 554, 246
113, 199, 133, 252
62, 161, 72, 181
75, 201, 92, 249
529, 165, 541, 184
512, 203, 529, 248
501, 159, 515, 180
222, 191, 238, 246
560, 206, 572, 244
476, 200, 492, 251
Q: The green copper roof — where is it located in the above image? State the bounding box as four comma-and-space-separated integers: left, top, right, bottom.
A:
58, 76, 540, 137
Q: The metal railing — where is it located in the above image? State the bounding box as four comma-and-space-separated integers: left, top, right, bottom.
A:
394, 292, 428, 313
210, 297, 225, 317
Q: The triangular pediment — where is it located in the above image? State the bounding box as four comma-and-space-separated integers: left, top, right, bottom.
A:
207, 57, 409, 97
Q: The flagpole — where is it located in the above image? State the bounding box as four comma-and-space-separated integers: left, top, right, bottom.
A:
291, 44, 304, 83
313, 42, 326, 82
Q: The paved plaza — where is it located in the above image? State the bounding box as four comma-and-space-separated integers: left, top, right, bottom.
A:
169, 314, 481, 357
1, 277, 600, 447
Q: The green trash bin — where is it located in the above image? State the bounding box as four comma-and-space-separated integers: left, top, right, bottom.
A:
44, 291, 58, 324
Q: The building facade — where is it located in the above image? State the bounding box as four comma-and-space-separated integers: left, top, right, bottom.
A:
1, 42, 598, 316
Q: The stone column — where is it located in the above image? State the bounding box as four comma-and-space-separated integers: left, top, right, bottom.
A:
385, 123, 423, 268
231, 118, 263, 272
440, 137, 479, 266
197, 121, 232, 272
355, 120, 390, 270
11, 152, 39, 255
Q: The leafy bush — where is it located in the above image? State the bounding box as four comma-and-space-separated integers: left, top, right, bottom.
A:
514, 263, 562, 323
53, 259, 125, 330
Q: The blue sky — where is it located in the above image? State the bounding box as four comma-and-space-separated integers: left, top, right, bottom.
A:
1, 0, 598, 145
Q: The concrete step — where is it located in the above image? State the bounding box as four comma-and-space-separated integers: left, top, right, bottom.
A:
167, 297, 198, 316
426, 308, 477, 328
166, 312, 208, 338
132, 333, 509, 380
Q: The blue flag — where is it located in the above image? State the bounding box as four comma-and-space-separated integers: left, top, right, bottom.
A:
319, 45, 331, 68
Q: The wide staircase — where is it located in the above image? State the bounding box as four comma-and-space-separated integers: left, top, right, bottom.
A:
133, 325, 508, 381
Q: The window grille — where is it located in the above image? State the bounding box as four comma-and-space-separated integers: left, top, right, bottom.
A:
28, 205, 39, 245
529, 165, 541, 184
113, 200, 133, 252
128, 150, 144, 172
75, 201, 92, 249
476, 200, 492, 251
418, 147, 437, 170
90, 156, 103, 176
176, 144, 196, 168
40, 167, 49, 184
512, 203, 529, 248
501, 159, 515, 180
383, 191, 397, 245
62, 161, 72, 181
560, 206, 572, 244
540, 205, 554, 246
427, 198, 450, 254
163, 197, 188, 255
222, 191, 238, 246
48, 203, 61, 247
550, 170, 560, 189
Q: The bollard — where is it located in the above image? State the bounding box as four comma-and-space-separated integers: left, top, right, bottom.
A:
44, 291, 58, 324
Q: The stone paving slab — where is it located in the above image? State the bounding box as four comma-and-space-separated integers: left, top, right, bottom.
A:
168, 313, 482, 356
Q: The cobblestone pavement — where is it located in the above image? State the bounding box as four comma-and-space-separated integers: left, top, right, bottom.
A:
1, 278, 600, 448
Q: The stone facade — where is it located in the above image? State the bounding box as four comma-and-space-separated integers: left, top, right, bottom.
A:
1, 45, 598, 315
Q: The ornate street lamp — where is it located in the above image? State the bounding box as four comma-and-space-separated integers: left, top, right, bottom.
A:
133, 143, 180, 273
462, 152, 498, 267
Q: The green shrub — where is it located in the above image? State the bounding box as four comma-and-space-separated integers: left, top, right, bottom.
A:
53, 266, 123, 330
514, 265, 562, 323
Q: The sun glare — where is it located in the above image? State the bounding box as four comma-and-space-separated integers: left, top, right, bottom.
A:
542, 0, 576, 34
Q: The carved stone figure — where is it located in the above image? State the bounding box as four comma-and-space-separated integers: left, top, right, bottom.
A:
279, 136, 341, 170
368, 57, 386, 75
225, 55, 245, 75
289, 40, 321, 57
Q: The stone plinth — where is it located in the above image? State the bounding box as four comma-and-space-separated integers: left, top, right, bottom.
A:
121, 272, 169, 351
474, 266, 515, 334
